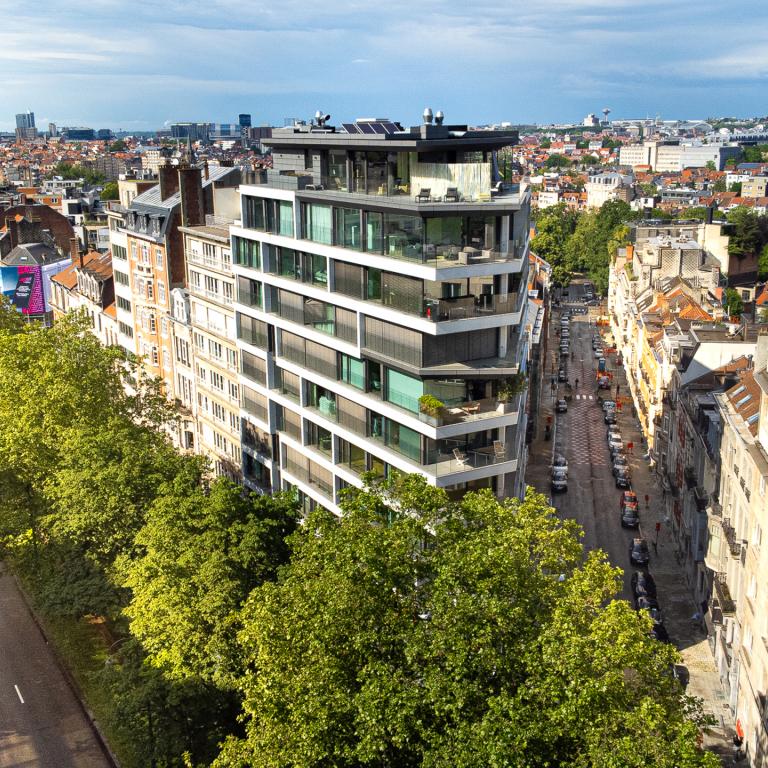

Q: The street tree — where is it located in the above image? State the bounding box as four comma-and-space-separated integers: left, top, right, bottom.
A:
216, 475, 717, 768
124, 468, 298, 686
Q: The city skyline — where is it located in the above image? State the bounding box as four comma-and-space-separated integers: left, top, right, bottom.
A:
0, 0, 765, 132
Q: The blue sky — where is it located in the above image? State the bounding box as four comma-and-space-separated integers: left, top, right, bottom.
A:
1, 0, 766, 132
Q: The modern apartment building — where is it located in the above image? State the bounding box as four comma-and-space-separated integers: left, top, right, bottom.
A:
232, 116, 531, 512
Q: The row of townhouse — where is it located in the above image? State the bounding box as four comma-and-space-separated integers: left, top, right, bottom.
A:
610, 225, 768, 766
54, 116, 534, 515
653, 335, 768, 767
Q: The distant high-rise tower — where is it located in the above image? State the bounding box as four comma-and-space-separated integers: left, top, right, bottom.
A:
15, 111, 37, 141
238, 113, 252, 128
48, 122, 57, 138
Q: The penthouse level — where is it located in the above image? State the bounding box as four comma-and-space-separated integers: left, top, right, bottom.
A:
257, 117, 523, 207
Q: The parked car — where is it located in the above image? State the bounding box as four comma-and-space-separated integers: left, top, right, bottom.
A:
552, 454, 568, 474
620, 503, 640, 528
607, 425, 621, 440
604, 410, 617, 425
629, 538, 650, 567
615, 467, 631, 488
630, 569, 656, 599
612, 454, 629, 475
607, 434, 623, 452
594, 348, 604, 358
650, 622, 671, 643
558, 368, 568, 382
551, 468, 568, 493
556, 398, 568, 413
636, 596, 662, 624
622, 490, 639, 508
598, 376, 611, 389
602, 400, 616, 412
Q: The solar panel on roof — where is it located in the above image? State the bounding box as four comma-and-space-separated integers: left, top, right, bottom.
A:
380, 122, 399, 133
358, 123, 376, 134
342, 123, 360, 134
370, 123, 387, 134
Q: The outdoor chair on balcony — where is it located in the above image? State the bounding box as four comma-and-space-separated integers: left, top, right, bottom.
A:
444, 187, 460, 202
415, 188, 432, 202
452, 447, 470, 466
493, 440, 506, 460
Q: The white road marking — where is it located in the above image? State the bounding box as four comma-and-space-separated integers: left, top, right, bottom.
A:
14, 685, 24, 704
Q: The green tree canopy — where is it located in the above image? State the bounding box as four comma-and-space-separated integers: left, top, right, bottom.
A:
124, 469, 298, 686
726, 207, 765, 260
724, 287, 744, 317
100, 181, 119, 200
45, 162, 105, 185
545, 154, 571, 169
566, 200, 635, 294
743, 144, 768, 163
217, 475, 717, 768
530, 203, 579, 285
109, 139, 127, 152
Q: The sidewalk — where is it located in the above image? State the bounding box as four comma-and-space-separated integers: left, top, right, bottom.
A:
609, 363, 735, 763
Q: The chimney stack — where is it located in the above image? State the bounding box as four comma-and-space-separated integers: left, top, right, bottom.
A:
69, 237, 83, 268
178, 166, 204, 227
158, 161, 180, 201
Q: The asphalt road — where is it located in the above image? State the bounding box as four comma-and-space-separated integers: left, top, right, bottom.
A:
545, 281, 645, 599
0, 563, 111, 768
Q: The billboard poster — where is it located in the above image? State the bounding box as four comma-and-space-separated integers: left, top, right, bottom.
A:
1, 265, 44, 314
0, 260, 70, 317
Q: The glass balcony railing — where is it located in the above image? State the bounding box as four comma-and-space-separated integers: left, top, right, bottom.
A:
300, 226, 528, 270
245, 170, 525, 205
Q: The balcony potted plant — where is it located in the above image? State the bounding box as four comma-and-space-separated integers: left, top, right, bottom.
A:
418, 394, 445, 420
496, 373, 527, 413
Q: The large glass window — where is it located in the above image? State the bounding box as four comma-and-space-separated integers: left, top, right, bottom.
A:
243, 197, 265, 230
278, 202, 294, 237
367, 361, 382, 394
303, 253, 327, 287
303, 203, 332, 245
366, 151, 388, 195
233, 236, 260, 269
366, 211, 383, 253
336, 207, 361, 250
385, 420, 421, 461
278, 248, 301, 280
237, 276, 262, 308
307, 383, 337, 418
338, 438, 365, 474
307, 422, 333, 457
328, 150, 348, 191
366, 268, 381, 301
386, 369, 423, 413
383, 213, 423, 259
340, 354, 365, 390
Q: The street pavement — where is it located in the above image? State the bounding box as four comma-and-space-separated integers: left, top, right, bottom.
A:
526, 280, 736, 764
0, 562, 112, 768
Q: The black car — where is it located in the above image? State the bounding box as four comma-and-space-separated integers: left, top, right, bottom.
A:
620, 504, 640, 528
631, 570, 657, 599
650, 622, 671, 643
604, 410, 617, 425
615, 468, 631, 488
629, 538, 650, 567
558, 368, 567, 382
